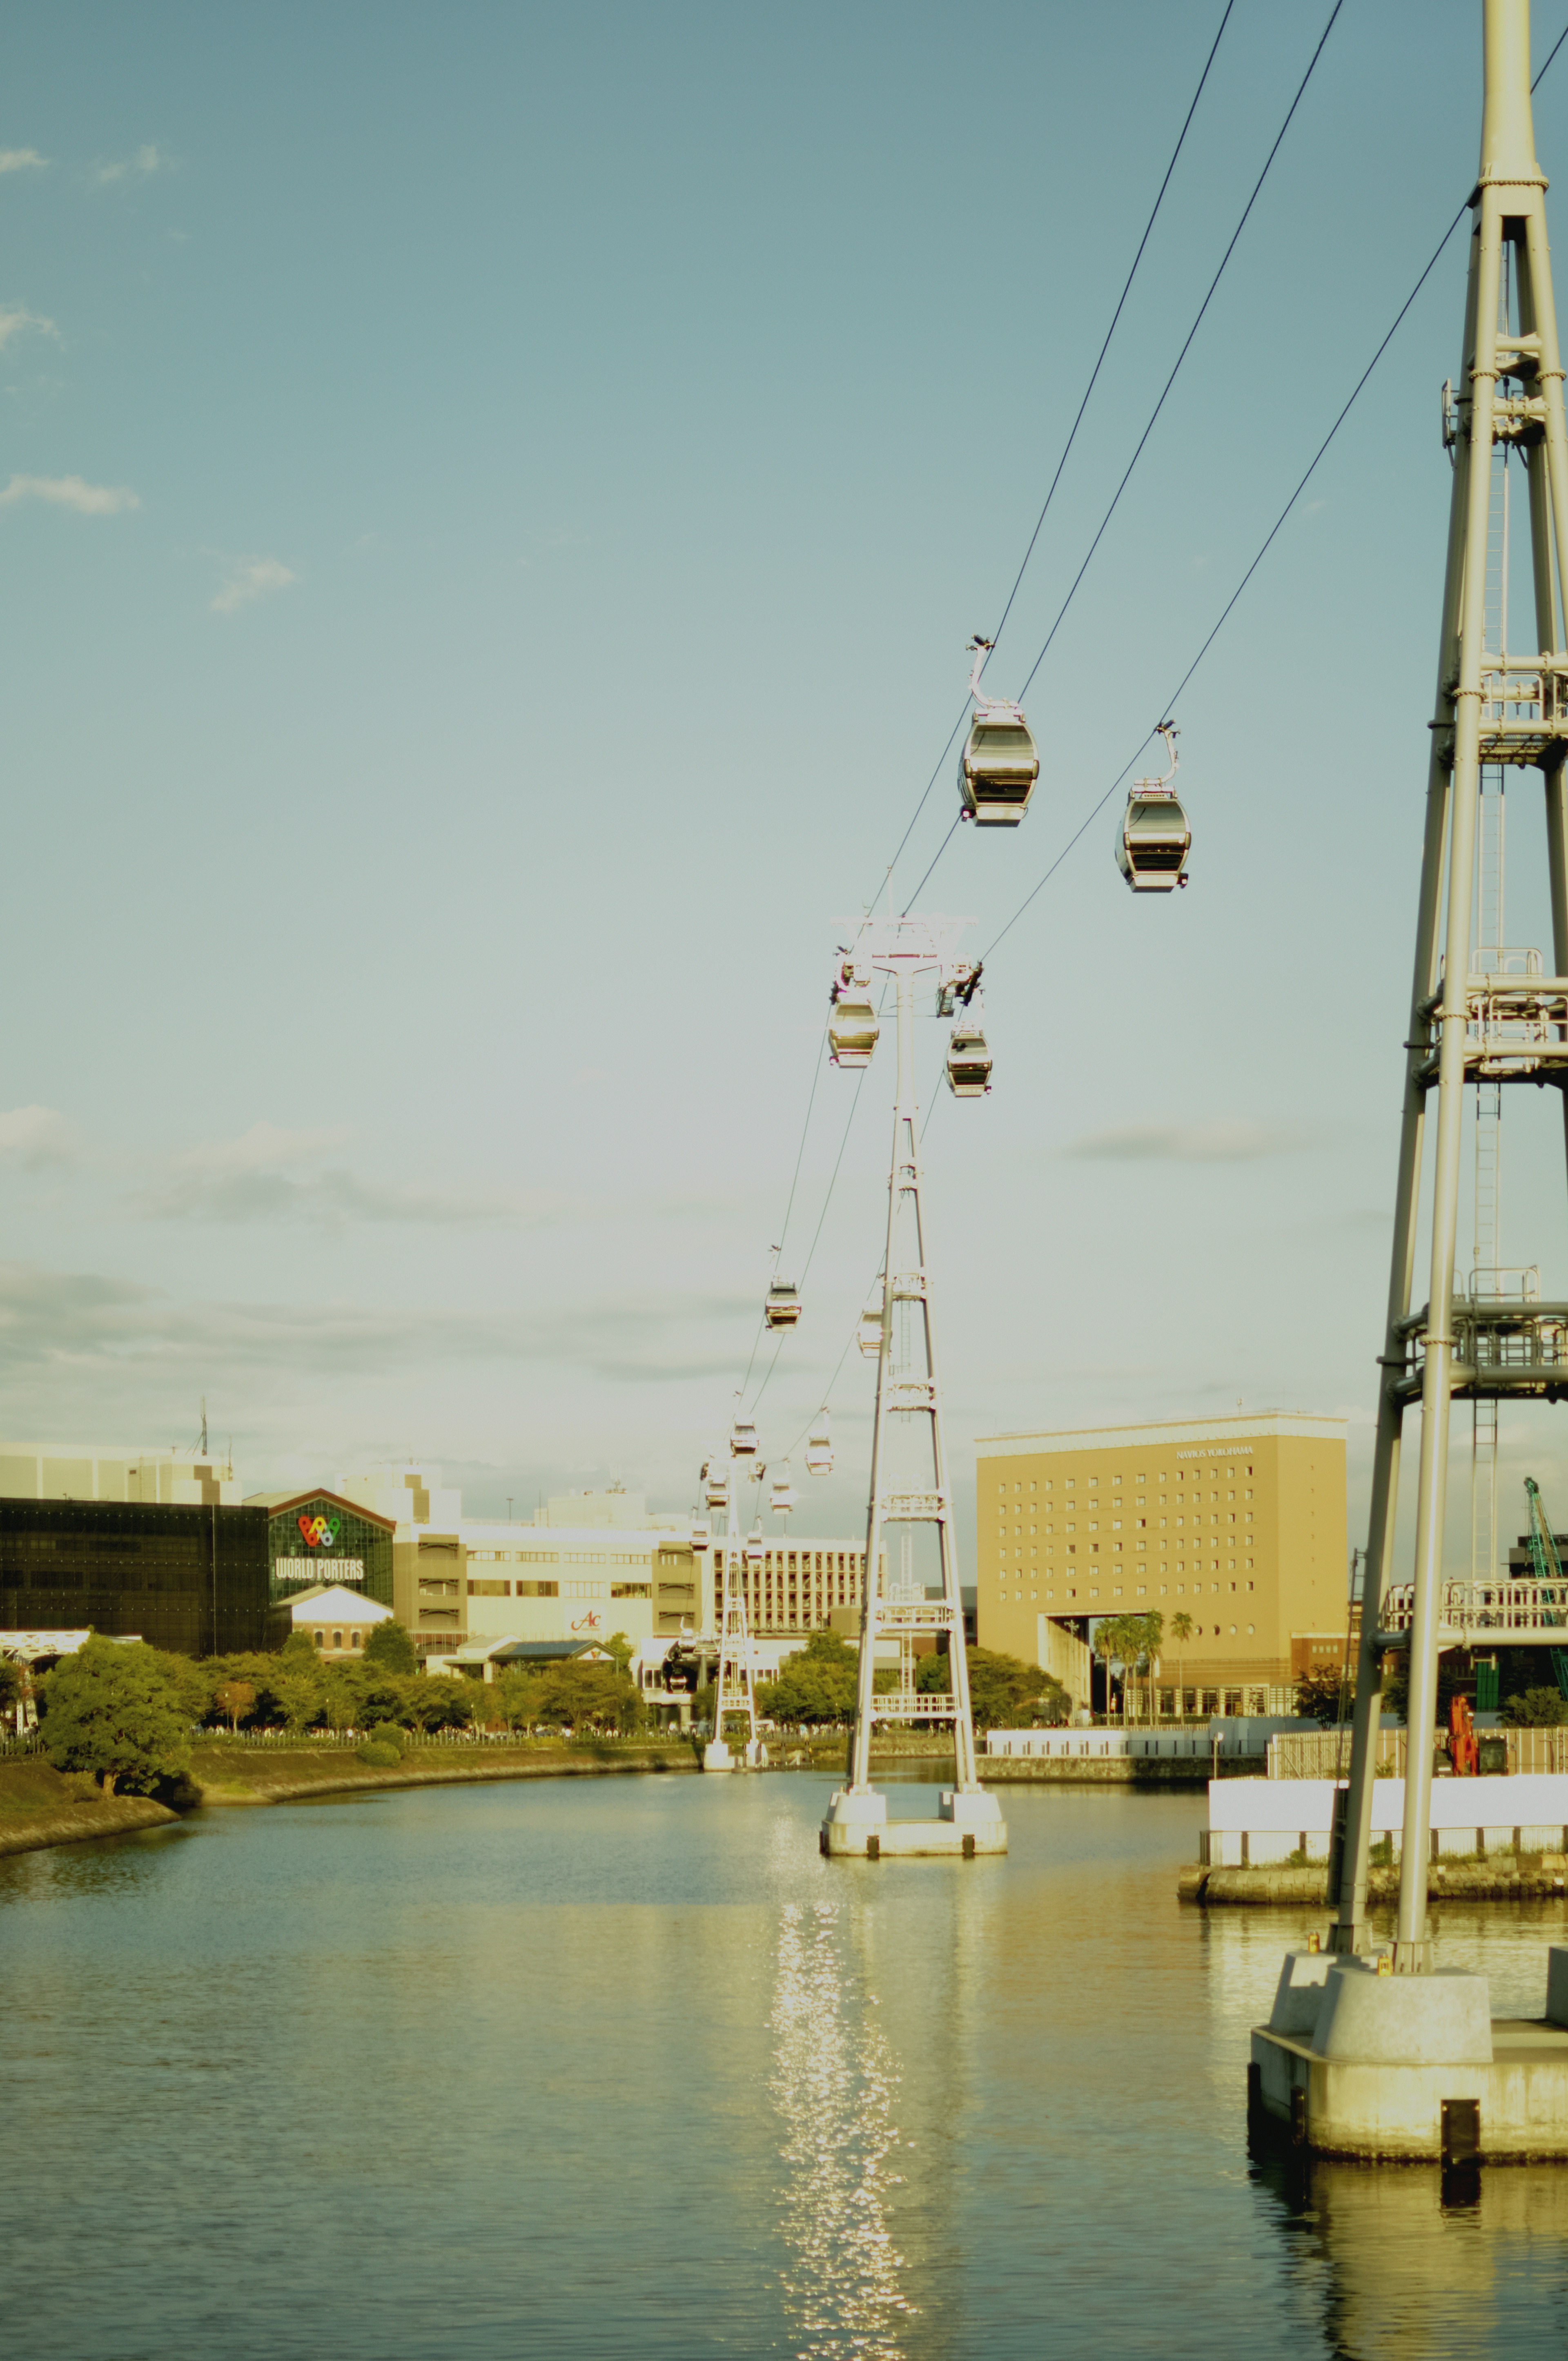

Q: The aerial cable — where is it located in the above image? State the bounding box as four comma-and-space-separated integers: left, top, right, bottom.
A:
880, 0, 1237, 894
980, 9, 1568, 965
1013, 0, 1345, 705
988, 0, 1236, 663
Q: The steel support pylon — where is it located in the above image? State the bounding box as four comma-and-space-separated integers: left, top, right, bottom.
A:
1328, 0, 1568, 1966
706, 1463, 764, 1771
822, 912, 1004, 1858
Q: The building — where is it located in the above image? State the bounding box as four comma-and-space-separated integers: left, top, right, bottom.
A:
332, 1462, 471, 1659
543, 1488, 685, 1531
712, 1537, 880, 1638
0, 1441, 242, 1506
974, 1411, 1348, 1715
0, 1497, 270, 1657
285, 1583, 393, 1659
245, 1488, 396, 1608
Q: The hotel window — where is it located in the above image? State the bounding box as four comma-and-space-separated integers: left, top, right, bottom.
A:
350, 1630, 362, 1647
468, 1579, 510, 1597
312, 1630, 324, 1648
332, 1631, 343, 1648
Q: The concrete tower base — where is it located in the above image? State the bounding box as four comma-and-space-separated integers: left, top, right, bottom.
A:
1251, 1947, 1568, 2158
820, 1785, 1007, 1859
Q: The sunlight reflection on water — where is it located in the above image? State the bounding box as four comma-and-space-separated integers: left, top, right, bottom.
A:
770, 1900, 915, 2359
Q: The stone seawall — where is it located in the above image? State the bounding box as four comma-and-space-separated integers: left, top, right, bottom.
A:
981, 1754, 1258, 1787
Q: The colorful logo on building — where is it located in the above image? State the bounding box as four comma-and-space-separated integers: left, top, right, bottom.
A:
298, 1514, 340, 1548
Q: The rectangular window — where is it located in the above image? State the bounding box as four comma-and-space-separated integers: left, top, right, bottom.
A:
515, 1579, 560, 1598
610, 1582, 651, 1598
467, 1579, 510, 1597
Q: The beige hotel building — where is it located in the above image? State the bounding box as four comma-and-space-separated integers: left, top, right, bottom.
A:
974, 1411, 1348, 1715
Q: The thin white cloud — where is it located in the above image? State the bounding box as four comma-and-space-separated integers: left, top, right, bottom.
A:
1064, 1119, 1310, 1163
135, 1120, 561, 1229
211, 556, 295, 615
0, 1105, 81, 1170
0, 149, 47, 174
92, 143, 168, 187
0, 305, 58, 351
0, 473, 139, 515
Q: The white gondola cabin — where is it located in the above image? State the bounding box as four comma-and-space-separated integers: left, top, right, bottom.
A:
764, 1278, 801, 1330
1116, 723, 1189, 891
805, 1416, 834, 1476
730, 1412, 758, 1457
770, 1463, 796, 1517
744, 1522, 765, 1567
857, 1303, 884, 1359
958, 632, 1038, 825
829, 988, 878, 1068
958, 708, 1040, 825
690, 1517, 711, 1552
705, 1468, 729, 1512
946, 998, 993, 1098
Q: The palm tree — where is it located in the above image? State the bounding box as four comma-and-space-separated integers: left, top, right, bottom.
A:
1169, 1611, 1196, 1720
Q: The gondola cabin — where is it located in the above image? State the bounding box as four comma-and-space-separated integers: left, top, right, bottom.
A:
770, 1466, 796, 1516
805, 1417, 834, 1477
730, 1414, 758, 1457
958, 708, 1039, 826
1117, 786, 1190, 891
946, 1012, 993, 1098
858, 1307, 884, 1359
829, 992, 878, 1067
764, 1279, 801, 1330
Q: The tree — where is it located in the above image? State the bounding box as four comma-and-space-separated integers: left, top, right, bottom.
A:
1504, 1686, 1568, 1727
1295, 1667, 1351, 1726
363, 1619, 417, 1675
601, 1630, 634, 1676
758, 1630, 858, 1726
39, 1636, 193, 1795
530, 1660, 644, 1733
1168, 1611, 1196, 1714
409, 1677, 476, 1733
272, 1664, 326, 1735
494, 1666, 545, 1731
1094, 1622, 1124, 1722
0, 1655, 24, 1719
965, 1647, 1059, 1732
1095, 1614, 1162, 1724
214, 1679, 256, 1733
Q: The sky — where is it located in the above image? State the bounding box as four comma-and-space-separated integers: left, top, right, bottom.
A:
0, 0, 1564, 1575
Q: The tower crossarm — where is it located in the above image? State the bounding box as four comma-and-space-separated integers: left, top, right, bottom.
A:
1411, 962, 1568, 1083
878, 1489, 947, 1521
1436, 655, 1568, 763
1392, 1294, 1568, 1400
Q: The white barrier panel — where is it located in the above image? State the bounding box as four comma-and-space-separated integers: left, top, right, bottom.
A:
1204, 1774, 1568, 1867
986, 1730, 1211, 1760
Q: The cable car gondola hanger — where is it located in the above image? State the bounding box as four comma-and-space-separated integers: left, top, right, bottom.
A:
1117, 721, 1190, 893
958, 635, 1040, 827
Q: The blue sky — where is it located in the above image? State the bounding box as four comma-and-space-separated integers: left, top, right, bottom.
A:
0, 0, 1561, 1568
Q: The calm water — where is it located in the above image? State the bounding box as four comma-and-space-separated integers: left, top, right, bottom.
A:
4, 1775, 1568, 2360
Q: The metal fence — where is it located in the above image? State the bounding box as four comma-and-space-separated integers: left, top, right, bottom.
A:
1267, 1726, 1568, 1780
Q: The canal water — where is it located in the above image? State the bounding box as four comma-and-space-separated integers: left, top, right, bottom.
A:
4, 1775, 1568, 2360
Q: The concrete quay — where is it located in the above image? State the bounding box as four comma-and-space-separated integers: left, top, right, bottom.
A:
1183, 1855, 1568, 1905
1251, 1947, 1568, 2159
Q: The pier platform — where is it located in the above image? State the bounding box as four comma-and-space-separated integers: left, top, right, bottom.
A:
820, 1785, 1007, 1859
1251, 1947, 1568, 2158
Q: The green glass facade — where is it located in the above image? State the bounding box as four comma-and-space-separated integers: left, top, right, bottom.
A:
266, 1493, 394, 1608
0, 1499, 270, 1656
